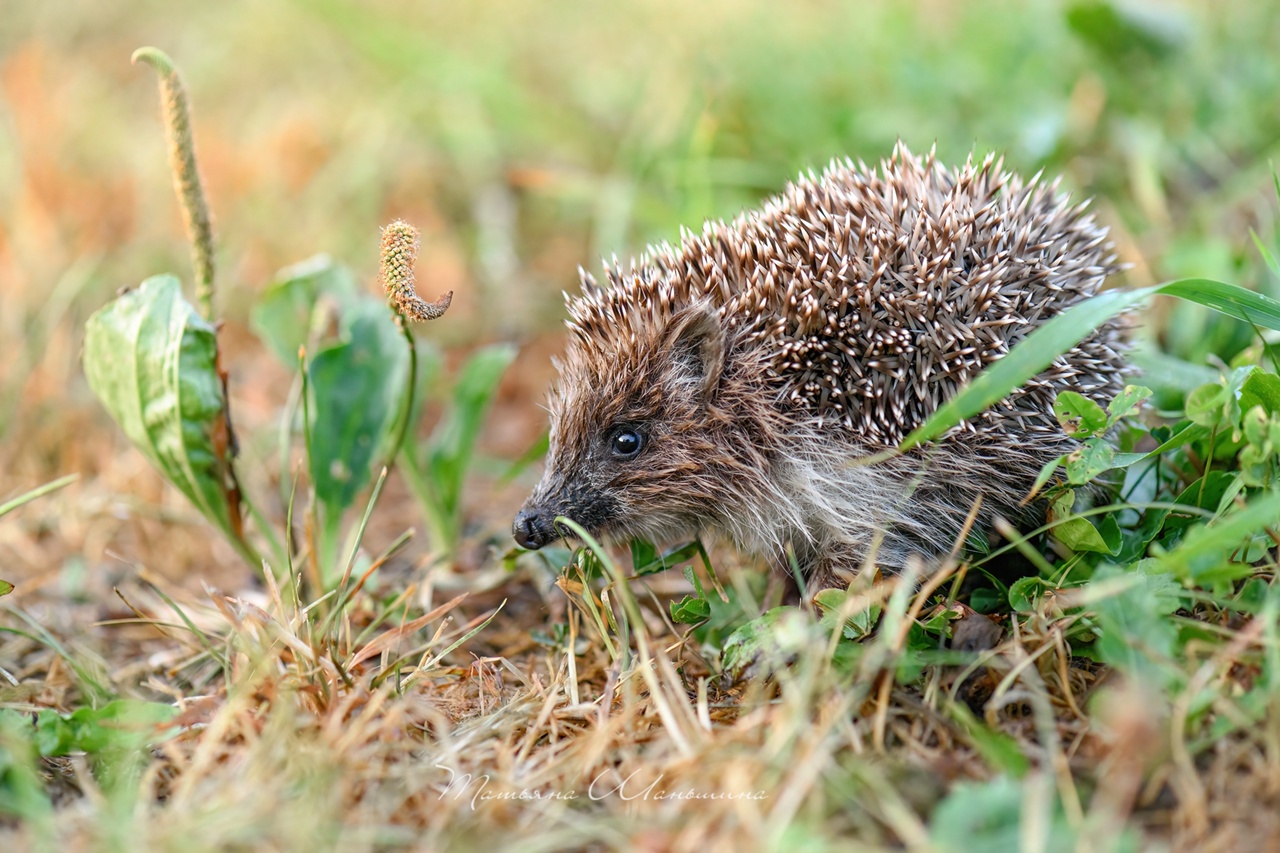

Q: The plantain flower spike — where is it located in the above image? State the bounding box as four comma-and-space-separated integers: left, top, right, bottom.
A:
132, 46, 217, 321
380, 220, 453, 322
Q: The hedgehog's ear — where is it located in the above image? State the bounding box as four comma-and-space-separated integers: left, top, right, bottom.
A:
665, 305, 725, 401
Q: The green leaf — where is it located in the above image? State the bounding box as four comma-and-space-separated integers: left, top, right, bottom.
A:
946, 703, 1031, 777
1106, 385, 1153, 425
1241, 369, 1280, 416
1092, 562, 1182, 687
930, 775, 1075, 852
1008, 576, 1048, 613
30, 700, 177, 757
1251, 228, 1280, 281
307, 300, 409, 522
418, 343, 517, 544
1156, 490, 1280, 586
633, 540, 701, 576
1028, 454, 1067, 498
1186, 381, 1228, 428
669, 595, 711, 624
83, 275, 245, 550
1054, 391, 1107, 437
251, 256, 359, 365
1049, 491, 1119, 554
1066, 1, 1185, 64
1065, 437, 1116, 484
0, 580, 12, 597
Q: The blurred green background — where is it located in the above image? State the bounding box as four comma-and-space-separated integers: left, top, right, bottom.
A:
3, 0, 1280, 475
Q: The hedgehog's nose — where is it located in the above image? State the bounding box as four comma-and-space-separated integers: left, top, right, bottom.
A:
513, 508, 552, 550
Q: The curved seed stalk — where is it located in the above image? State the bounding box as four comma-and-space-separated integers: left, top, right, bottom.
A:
132, 46, 217, 321
380, 220, 453, 322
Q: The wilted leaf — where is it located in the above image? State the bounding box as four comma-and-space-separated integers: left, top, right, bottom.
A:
83, 275, 244, 547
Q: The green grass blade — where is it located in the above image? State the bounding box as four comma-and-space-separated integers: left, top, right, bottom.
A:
0, 474, 78, 519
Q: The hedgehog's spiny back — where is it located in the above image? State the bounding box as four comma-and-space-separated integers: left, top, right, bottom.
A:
566, 144, 1127, 446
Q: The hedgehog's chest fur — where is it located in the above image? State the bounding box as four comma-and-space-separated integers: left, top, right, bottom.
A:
523, 144, 1129, 584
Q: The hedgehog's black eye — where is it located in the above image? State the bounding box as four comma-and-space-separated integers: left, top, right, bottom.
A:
609, 427, 645, 460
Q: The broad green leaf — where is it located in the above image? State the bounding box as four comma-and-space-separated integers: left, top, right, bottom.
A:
308, 299, 409, 521
251, 256, 358, 365
31, 700, 178, 757
1106, 385, 1153, 425
633, 540, 701, 576
1185, 381, 1228, 428
1092, 562, 1182, 688
1008, 576, 1049, 613
1156, 491, 1280, 586
83, 275, 242, 546
813, 587, 881, 640
1241, 369, 1280, 415
422, 343, 518, 529
1157, 278, 1280, 331
669, 595, 711, 624
1049, 491, 1119, 554
1065, 437, 1115, 484
1054, 391, 1107, 437
0, 580, 12, 597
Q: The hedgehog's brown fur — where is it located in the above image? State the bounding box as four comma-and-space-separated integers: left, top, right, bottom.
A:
513, 144, 1128, 591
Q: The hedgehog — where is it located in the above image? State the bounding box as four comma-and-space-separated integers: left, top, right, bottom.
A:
512, 143, 1128, 593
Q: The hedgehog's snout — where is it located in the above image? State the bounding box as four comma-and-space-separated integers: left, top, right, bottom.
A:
512, 507, 554, 550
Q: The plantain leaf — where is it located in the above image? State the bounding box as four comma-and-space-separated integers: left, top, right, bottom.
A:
422, 343, 517, 522
307, 299, 408, 524
251, 255, 359, 366
83, 275, 244, 547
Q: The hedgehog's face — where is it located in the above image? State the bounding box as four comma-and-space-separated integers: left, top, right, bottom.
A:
513, 305, 739, 551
